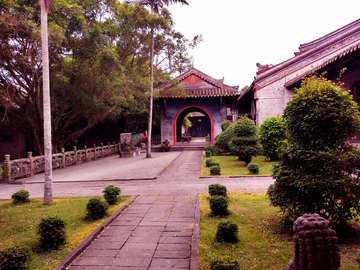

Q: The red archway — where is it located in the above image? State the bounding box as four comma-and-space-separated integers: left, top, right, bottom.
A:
173, 104, 214, 146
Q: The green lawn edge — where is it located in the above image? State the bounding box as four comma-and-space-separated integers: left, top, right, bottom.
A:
202, 155, 277, 177
0, 195, 132, 269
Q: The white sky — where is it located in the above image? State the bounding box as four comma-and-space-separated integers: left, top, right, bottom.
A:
168, 0, 360, 88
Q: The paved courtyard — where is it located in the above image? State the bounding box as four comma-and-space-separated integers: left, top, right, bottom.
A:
0, 151, 274, 270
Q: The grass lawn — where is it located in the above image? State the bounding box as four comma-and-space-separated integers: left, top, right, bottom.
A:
202, 155, 277, 176
0, 195, 131, 269
199, 193, 360, 270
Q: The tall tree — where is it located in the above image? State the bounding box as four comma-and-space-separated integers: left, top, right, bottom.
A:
126, 0, 189, 158
39, 0, 53, 204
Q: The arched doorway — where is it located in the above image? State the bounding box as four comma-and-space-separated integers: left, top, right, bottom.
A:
173, 105, 214, 145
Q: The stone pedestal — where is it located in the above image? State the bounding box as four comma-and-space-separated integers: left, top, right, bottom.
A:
120, 151, 136, 158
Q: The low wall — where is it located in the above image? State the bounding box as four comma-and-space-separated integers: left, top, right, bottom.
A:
1, 142, 119, 183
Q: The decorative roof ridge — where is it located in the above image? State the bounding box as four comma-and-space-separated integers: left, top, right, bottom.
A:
253, 19, 360, 84
299, 18, 360, 52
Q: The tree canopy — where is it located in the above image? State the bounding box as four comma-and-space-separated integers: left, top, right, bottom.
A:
0, 0, 198, 153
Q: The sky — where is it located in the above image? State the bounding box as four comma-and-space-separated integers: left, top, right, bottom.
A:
168, 0, 360, 88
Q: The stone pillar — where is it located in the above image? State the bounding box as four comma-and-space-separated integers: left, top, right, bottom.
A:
73, 146, 78, 165
84, 145, 88, 162
93, 144, 97, 160
3, 155, 11, 183
61, 148, 66, 168
28, 152, 34, 177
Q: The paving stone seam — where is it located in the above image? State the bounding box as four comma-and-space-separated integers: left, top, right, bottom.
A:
190, 194, 200, 270
53, 194, 140, 270
155, 151, 184, 178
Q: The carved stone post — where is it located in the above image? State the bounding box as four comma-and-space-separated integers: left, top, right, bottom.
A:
73, 146, 78, 165
93, 144, 97, 160
61, 148, 66, 168
101, 143, 104, 158
3, 155, 11, 183
28, 152, 34, 177
84, 145, 88, 162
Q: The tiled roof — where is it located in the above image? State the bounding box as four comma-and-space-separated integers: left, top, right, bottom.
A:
159, 68, 240, 98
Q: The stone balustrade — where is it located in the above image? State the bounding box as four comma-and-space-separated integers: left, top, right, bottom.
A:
1, 142, 119, 183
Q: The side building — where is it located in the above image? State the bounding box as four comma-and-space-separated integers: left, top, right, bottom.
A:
244, 18, 360, 141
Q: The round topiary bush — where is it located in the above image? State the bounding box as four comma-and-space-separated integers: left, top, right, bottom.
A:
0, 246, 32, 270
37, 216, 66, 250
86, 197, 109, 220
205, 151, 211, 157
209, 195, 229, 216
103, 185, 121, 205
216, 220, 239, 243
208, 183, 227, 197
247, 163, 259, 174
210, 165, 221, 176
11, 189, 30, 204
206, 159, 214, 167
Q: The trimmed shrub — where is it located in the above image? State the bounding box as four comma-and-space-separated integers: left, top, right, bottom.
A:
228, 116, 261, 165
37, 216, 66, 250
259, 116, 286, 161
206, 159, 214, 167
11, 189, 30, 204
103, 185, 121, 205
216, 220, 238, 243
209, 183, 227, 197
0, 246, 31, 270
86, 197, 109, 220
205, 150, 211, 157
268, 75, 360, 224
247, 163, 259, 174
210, 257, 240, 270
204, 144, 215, 155
209, 195, 228, 216
221, 120, 232, 132
210, 165, 221, 176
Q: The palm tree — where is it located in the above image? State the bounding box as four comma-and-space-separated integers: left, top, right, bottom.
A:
39, 0, 53, 204
126, 0, 189, 158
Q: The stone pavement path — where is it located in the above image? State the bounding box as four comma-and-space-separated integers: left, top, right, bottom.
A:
65, 151, 203, 270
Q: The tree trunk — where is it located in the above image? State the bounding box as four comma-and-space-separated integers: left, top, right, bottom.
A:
40, 1, 53, 204
146, 23, 154, 158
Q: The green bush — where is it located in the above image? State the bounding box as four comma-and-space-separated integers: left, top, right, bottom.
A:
221, 120, 232, 132
268, 75, 360, 224
209, 195, 228, 216
86, 197, 109, 220
0, 246, 32, 270
205, 135, 210, 142
214, 124, 235, 153
208, 183, 227, 197
210, 257, 240, 270
103, 185, 121, 205
216, 220, 239, 243
259, 116, 286, 161
210, 165, 221, 176
204, 144, 215, 155
205, 151, 211, 157
37, 216, 66, 250
247, 163, 259, 174
228, 116, 260, 165
11, 189, 30, 204
206, 159, 214, 167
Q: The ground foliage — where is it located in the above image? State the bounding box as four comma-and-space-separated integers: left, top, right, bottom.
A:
0, 0, 200, 153
268, 75, 360, 224
259, 116, 286, 161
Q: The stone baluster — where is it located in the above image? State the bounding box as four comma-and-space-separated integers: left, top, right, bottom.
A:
3, 155, 11, 183
28, 152, 34, 177
100, 143, 104, 158
93, 144, 97, 160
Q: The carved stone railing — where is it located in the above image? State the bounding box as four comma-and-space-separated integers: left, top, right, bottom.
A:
1, 142, 119, 183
